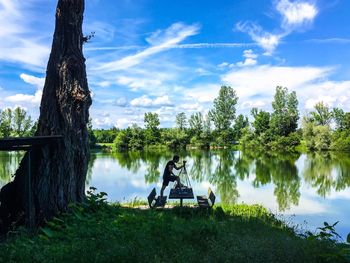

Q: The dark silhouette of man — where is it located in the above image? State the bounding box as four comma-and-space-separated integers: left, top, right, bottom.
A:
160, 155, 186, 199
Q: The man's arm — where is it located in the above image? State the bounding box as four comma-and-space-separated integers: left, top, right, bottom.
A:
174, 161, 186, 170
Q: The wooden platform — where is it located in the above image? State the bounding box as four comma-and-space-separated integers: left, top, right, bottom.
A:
0, 135, 63, 151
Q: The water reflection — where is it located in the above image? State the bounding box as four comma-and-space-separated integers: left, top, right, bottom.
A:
96, 149, 350, 213
1, 149, 350, 214
0, 151, 23, 187
303, 152, 350, 197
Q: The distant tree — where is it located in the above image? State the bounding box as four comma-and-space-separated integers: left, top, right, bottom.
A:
175, 112, 187, 130
314, 125, 331, 150
113, 128, 131, 150
302, 117, 316, 150
144, 112, 160, 130
0, 108, 13, 138
251, 108, 270, 135
332, 108, 345, 130
270, 86, 299, 136
310, 102, 332, 126
233, 114, 249, 141
93, 128, 119, 143
189, 112, 203, 136
332, 108, 350, 130
161, 128, 188, 148
12, 107, 33, 137
144, 112, 160, 144
129, 124, 144, 150
209, 86, 238, 132
87, 118, 97, 147
29, 121, 38, 137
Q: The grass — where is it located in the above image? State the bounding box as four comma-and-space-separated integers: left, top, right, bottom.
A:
0, 190, 349, 263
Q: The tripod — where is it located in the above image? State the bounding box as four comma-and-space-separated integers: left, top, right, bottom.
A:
174, 162, 192, 189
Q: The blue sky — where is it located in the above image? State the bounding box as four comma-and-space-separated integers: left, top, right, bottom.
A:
0, 0, 350, 128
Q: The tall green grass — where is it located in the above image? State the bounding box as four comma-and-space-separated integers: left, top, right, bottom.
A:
0, 189, 348, 263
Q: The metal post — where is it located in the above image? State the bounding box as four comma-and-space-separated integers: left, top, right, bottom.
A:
27, 150, 34, 229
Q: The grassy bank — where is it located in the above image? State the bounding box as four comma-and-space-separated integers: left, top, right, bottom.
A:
0, 191, 349, 263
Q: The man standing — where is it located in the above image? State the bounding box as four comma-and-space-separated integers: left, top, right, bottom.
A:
160, 155, 186, 199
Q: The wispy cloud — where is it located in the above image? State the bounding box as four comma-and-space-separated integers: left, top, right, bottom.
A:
236, 0, 318, 55
306, 38, 350, 44
94, 22, 200, 72
0, 0, 50, 70
174, 43, 255, 48
87, 42, 255, 51
236, 22, 282, 55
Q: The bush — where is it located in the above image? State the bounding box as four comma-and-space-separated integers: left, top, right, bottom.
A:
314, 126, 331, 150
331, 130, 350, 151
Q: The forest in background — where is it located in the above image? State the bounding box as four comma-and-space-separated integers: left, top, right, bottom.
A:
91, 86, 350, 152
1, 85, 350, 152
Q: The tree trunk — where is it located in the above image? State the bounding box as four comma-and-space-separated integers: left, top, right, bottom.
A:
0, 0, 91, 232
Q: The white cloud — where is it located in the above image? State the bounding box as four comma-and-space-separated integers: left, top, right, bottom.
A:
5, 73, 45, 105
236, 49, 258, 67
174, 43, 255, 48
114, 97, 128, 107
221, 65, 350, 113
93, 117, 114, 128
276, 0, 318, 29
95, 22, 200, 72
307, 38, 350, 44
178, 103, 203, 112
195, 68, 212, 76
218, 62, 229, 68
186, 83, 220, 103
222, 65, 331, 99
20, 73, 45, 88
303, 81, 350, 110
117, 76, 162, 91
97, 81, 111, 88
236, 1, 318, 55
130, 95, 173, 108
240, 100, 267, 110
236, 22, 282, 55
0, 0, 50, 69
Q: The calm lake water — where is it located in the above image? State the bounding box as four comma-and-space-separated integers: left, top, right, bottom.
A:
1, 149, 350, 239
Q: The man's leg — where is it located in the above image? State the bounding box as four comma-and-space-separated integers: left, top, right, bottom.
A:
160, 185, 166, 198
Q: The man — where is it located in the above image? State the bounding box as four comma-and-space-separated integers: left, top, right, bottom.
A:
160, 155, 186, 199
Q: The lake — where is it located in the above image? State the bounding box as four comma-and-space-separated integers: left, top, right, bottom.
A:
1, 149, 350, 240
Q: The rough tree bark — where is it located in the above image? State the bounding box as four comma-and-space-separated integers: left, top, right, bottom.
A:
0, 0, 91, 232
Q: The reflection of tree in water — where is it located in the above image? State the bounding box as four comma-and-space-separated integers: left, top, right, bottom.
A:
303, 152, 350, 197
208, 150, 239, 204
270, 155, 300, 211
250, 151, 301, 211
86, 152, 97, 186
142, 150, 164, 184
0, 151, 23, 188
189, 150, 212, 182
111, 149, 189, 185
333, 153, 350, 191
112, 151, 143, 173
234, 151, 253, 181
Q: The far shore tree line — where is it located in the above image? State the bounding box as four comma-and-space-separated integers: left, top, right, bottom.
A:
1, 86, 350, 152
93, 85, 350, 152
0, 107, 36, 138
